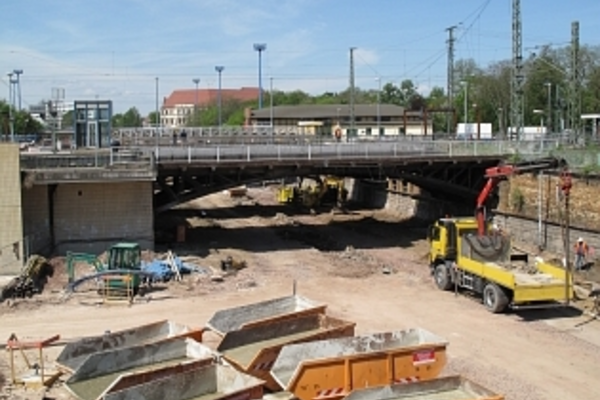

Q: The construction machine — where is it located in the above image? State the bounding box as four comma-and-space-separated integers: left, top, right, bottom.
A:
0, 255, 53, 301
277, 176, 347, 208
66, 242, 143, 295
427, 157, 574, 313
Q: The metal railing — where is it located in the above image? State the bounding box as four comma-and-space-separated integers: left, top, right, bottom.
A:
152, 139, 559, 164
20, 148, 154, 170
17, 139, 559, 169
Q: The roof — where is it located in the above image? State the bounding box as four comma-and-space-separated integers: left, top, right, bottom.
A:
163, 87, 259, 108
251, 104, 420, 120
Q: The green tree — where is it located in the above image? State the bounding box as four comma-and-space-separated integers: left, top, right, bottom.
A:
61, 110, 74, 129
122, 107, 142, 127
381, 83, 403, 105
147, 111, 160, 125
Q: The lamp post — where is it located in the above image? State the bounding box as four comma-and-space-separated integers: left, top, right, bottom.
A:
545, 82, 552, 135
155, 77, 159, 148
214, 67, 224, 129
253, 43, 267, 109
376, 77, 381, 136
13, 69, 23, 111
7, 72, 15, 142
192, 78, 200, 126
269, 76, 274, 130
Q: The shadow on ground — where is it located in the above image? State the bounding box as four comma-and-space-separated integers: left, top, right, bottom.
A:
155, 205, 430, 257
511, 305, 583, 322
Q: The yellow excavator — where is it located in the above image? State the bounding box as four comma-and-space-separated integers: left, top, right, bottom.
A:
277, 176, 347, 208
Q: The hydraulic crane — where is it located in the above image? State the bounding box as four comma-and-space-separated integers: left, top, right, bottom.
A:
475, 157, 564, 236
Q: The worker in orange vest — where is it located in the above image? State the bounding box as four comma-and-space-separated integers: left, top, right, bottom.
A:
574, 238, 589, 270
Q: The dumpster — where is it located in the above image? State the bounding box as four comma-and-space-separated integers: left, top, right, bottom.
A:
56, 320, 204, 374
343, 376, 503, 400
65, 337, 215, 400
218, 313, 355, 391
271, 329, 448, 400
207, 295, 326, 336
103, 364, 265, 400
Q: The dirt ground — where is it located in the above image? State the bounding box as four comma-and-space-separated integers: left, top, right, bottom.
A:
1, 185, 600, 400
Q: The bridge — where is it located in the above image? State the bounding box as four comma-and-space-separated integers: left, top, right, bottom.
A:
20, 139, 557, 212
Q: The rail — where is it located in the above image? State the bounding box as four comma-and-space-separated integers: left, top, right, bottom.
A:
152, 139, 557, 164
17, 139, 558, 169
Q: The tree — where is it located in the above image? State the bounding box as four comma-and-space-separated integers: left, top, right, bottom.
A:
0, 100, 44, 138
61, 110, 74, 129
122, 107, 142, 127
147, 111, 160, 125
381, 83, 403, 105
426, 86, 447, 132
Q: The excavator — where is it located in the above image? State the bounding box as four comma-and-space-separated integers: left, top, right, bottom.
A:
427, 157, 574, 313
66, 242, 146, 296
277, 176, 348, 209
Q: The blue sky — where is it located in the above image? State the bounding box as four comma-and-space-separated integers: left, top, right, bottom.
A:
1, 0, 599, 114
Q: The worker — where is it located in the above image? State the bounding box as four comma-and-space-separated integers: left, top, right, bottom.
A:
574, 238, 590, 270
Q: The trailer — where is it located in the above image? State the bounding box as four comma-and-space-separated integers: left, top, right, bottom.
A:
56, 320, 204, 374
271, 329, 448, 400
64, 337, 214, 400
343, 376, 503, 400
218, 313, 355, 391
103, 364, 265, 400
207, 295, 326, 336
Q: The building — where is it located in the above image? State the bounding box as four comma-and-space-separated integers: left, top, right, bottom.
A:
249, 104, 432, 137
161, 87, 259, 127
29, 100, 74, 129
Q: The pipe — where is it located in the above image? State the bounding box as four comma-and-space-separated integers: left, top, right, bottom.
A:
65, 270, 155, 293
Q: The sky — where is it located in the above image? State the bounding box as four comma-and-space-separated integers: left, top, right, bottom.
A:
1, 0, 599, 114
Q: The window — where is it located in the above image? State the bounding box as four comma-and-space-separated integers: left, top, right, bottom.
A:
428, 226, 440, 241
366, 127, 372, 136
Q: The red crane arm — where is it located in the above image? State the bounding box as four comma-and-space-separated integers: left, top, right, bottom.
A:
475, 165, 522, 236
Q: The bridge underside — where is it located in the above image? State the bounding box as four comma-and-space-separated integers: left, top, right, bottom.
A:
154, 155, 505, 213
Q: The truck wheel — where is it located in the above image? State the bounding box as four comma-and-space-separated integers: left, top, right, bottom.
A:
434, 264, 453, 291
483, 283, 509, 313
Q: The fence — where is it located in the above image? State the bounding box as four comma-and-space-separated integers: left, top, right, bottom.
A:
152, 139, 559, 164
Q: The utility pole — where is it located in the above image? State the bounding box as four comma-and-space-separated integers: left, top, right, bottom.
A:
510, 0, 524, 141
349, 47, 356, 142
569, 21, 581, 143
446, 25, 458, 135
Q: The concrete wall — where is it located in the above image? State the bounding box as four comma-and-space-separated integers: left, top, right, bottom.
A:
495, 212, 600, 259
347, 178, 471, 220
22, 184, 52, 255
53, 181, 154, 254
0, 144, 24, 274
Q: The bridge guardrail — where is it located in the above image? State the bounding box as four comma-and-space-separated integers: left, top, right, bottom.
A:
153, 139, 558, 163
18, 139, 558, 169
20, 148, 154, 170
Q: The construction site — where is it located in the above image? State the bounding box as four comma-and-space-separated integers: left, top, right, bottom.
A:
1, 157, 600, 400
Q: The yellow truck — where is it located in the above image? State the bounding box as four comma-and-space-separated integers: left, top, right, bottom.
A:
428, 216, 573, 313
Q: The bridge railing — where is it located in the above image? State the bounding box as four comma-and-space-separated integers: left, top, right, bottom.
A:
20, 147, 154, 170
153, 139, 559, 163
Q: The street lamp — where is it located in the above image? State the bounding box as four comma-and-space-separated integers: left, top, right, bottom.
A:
375, 77, 381, 136
253, 43, 267, 109
545, 82, 552, 135
13, 69, 23, 111
533, 109, 544, 128
155, 77, 159, 147
269, 76, 274, 130
192, 78, 200, 126
214, 67, 224, 129
460, 80, 468, 126
7, 73, 14, 142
